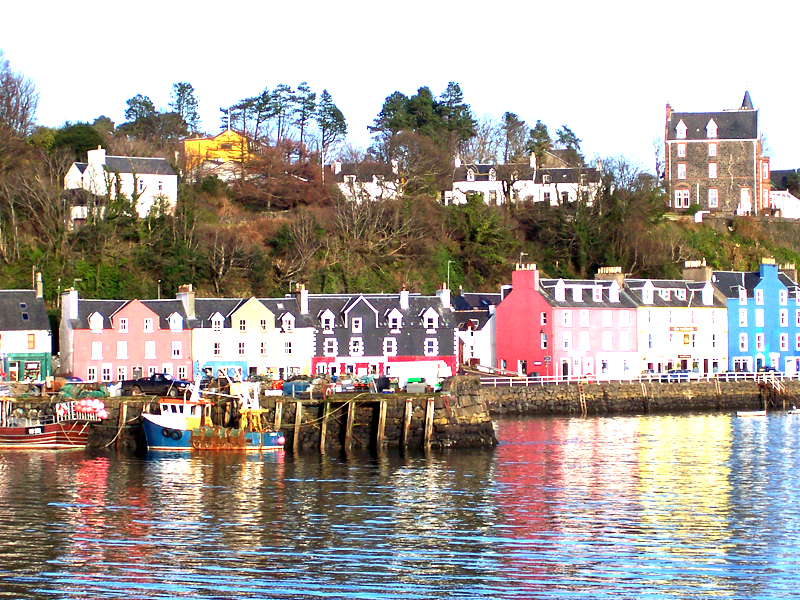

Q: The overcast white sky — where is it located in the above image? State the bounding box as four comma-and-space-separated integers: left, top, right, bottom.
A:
3, 0, 798, 172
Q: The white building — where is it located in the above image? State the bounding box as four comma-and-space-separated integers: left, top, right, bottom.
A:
325, 161, 400, 203
624, 276, 728, 375
443, 154, 602, 206
64, 146, 178, 219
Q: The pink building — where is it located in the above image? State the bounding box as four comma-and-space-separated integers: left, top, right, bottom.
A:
496, 265, 639, 380
60, 291, 193, 383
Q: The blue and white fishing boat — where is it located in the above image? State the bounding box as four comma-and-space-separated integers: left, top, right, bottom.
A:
142, 375, 285, 452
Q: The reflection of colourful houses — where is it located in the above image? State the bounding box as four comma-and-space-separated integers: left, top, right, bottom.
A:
0, 279, 52, 381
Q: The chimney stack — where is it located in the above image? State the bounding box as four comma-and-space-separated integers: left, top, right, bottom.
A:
399, 285, 410, 310
177, 284, 196, 319
595, 266, 625, 287
436, 283, 451, 310
297, 283, 309, 315
780, 263, 798, 284
35, 272, 43, 299
683, 259, 713, 282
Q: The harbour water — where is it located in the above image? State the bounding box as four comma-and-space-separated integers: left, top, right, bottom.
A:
2, 411, 800, 599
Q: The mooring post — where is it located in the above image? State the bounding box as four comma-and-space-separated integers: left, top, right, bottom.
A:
344, 399, 355, 451
376, 400, 387, 447
116, 401, 127, 451
274, 399, 283, 431
402, 398, 413, 447
320, 401, 330, 455
293, 401, 302, 452
424, 397, 435, 448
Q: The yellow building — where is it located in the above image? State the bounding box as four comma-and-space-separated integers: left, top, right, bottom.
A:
183, 129, 252, 178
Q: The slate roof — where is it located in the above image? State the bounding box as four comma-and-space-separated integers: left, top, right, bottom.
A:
190, 298, 245, 328
452, 292, 501, 311
711, 271, 799, 299
306, 293, 456, 328
625, 279, 726, 308
261, 297, 315, 329
537, 279, 639, 308
454, 164, 600, 184
771, 169, 798, 191
0, 290, 50, 332
325, 162, 396, 183
666, 107, 758, 141
71, 299, 127, 329
140, 299, 189, 329
74, 157, 176, 176
454, 309, 493, 330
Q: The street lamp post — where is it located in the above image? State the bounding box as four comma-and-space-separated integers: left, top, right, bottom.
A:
447, 260, 455, 290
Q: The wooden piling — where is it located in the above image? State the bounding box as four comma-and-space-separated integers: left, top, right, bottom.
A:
376, 400, 387, 447
320, 401, 330, 455
274, 399, 283, 431
344, 399, 355, 451
293, 401, 302, 452
402, 398, 413, 447
424, 397, 435, 448
116, 401, 127, 452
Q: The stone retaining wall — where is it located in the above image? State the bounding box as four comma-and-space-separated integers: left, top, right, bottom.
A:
479, 378, 800, 415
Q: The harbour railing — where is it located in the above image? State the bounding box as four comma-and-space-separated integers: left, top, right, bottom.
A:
479, 371, 798, 388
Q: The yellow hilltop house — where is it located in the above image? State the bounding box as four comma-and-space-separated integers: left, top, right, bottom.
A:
183, 129, 252, 180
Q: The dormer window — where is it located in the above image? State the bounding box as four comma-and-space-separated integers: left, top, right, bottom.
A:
642, 283, 654, 305
542, 174, 551, 185
320, 310, 335, 332
592, 287, 602, 302
706, 119, 717, 138
659, 289, 670, 301
572, 286, 582, 302
676, 289, 686, 301
352, 317, 362, 333
281, 314, 294, 332
609, 282, 620, 303
488, 168, 496, 181
89, 313, 104, 333
169, 314, 183, 332
739, 288, 747, 304
420, 307, 439, 331
387, 308, 403, 332
212, 315, 224, 332
554, 280, 566, 302
466, 169, 475, 182
676, 120, 687, 139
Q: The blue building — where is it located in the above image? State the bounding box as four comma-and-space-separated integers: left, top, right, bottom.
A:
709, 259, 800, 373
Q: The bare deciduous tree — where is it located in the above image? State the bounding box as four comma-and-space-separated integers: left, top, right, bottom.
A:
0, 51, 38, 137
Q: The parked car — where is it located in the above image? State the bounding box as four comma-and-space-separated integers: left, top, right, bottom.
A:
757, 365, 781, 374
661, 369, 699, 383
120, 373, 192, 397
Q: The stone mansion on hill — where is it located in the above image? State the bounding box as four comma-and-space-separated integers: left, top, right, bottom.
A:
665, 91, 772, 216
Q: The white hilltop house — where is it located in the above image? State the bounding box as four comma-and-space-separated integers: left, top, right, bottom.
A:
64, 146, 178, 219
443, 153, 603, 206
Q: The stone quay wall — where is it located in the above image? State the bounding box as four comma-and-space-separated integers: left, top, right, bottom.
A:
10, 387, 497, 453
280, 388, 497, 452
480, 378, 800, 416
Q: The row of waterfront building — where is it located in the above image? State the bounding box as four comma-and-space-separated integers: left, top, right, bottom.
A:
1, 258, 797, 385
